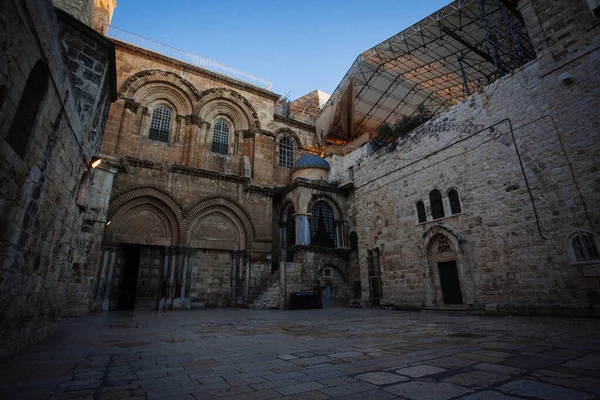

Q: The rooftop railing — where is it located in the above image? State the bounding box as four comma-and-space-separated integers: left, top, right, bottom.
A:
106, 26, 273, 91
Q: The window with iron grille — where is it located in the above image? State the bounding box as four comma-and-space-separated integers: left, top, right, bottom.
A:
570, 231, 600, 262
279, 136, 294, 167
416, 201, 427, 223
211, 119, 230, 155
448, 189, 461, 214
149, 105, 172, 142
429, 189, 445, 219
310, 201, 337, 247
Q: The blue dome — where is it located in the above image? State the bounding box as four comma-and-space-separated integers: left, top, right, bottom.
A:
293, 154, 330, 171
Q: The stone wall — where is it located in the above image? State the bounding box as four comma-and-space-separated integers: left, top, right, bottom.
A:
350, 1, 600, 315
0, 0, 115, 358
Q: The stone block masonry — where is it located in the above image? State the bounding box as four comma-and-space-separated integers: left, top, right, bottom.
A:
351, 26, 600, 314
0, 0, 116, 359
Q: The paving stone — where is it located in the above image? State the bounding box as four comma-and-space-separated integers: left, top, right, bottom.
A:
317, 376, 357, 387
273, 381, 325, 396
458, 390, 523, 399
497, 379, 595, 400
396, 364, 446, 378
501, 355, 562, 369
384, 381, 472, 400
355, 372, 409, 385
472, 362, 524, 375
428, 356, 477, 368
443, 370, 509, 387
318, 381, 377, 397
276, 354, 297, 360
340, 389, 397, 400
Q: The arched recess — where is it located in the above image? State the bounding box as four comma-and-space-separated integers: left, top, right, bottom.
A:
307, 194, 344, 221
105, 188, 184, 245
278, 199, 296, 224
274, 128, 303, 149
183, 197, 255, 250
105, 197, 181, 246
119, 69, 201, 104
420, 224, 474, 307
196, 88, 260, 130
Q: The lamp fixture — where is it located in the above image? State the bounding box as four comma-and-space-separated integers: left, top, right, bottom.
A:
90, 156, 102, 169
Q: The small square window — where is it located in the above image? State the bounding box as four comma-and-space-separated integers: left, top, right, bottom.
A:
323, 268, 332, 278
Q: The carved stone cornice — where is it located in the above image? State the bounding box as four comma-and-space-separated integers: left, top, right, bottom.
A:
123, 98, 140, 113
274, 114, 316, 132
186, 114, 208, 128
113, 41, 281, 101
245, 184, 278, 197
241, 128, 275, 139
277, 178, 341, 198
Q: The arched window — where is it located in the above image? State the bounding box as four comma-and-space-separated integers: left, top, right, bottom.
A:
429, 189, 445, 220
416, 201, 427, 223
448, 189, 461, 214
6, 60, 49, 158
285, 207, 295, 262
310, 201, 337, 248
212, 119, 230, 155
149, 105, 172, 142
568, 231, 600, 262
279, 136, 294, 167
349, 231, 358, 251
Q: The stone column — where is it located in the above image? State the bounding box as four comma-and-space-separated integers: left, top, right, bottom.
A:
165, 246, 178, 309
335, 221, 345, 248
230, 252, 237, 307
101, 245, 118, 311
137, 106, 148, 136
244, 254, 250, 298
279, 260, 286, 310
175, 115, 185, 143
95, 246, 111, 301
296, 213, 310, 245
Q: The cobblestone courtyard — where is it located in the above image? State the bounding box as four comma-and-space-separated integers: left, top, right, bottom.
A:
1, 309, 600, 399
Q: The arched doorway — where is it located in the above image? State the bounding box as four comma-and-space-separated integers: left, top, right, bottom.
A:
422, 225, 473, 308
98, 190, 182, 311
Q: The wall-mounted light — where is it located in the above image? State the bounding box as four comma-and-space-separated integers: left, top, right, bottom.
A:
106, 219, 112, 226
90, 156, 102, 169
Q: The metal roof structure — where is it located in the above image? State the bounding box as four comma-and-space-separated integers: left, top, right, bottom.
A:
317, 0, 534, 143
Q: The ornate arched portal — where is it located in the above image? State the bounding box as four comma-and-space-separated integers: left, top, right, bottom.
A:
421, 225, 474, 307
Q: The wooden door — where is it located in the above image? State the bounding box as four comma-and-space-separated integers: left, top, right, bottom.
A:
135, 247, 164, 309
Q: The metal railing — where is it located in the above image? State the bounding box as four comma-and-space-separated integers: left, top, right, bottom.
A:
106, 26, 273, 90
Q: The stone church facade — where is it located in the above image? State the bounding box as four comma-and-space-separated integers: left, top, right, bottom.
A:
0, 0, 599, 359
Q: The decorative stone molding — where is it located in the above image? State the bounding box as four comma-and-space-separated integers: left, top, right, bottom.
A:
186, 114, 207, 127
113, 42, 280, 101
183, 197, 256, 250
274, 128, 303, 148
277, 178, 341, 197
307, 193, 345, 221
123, 98, 140, 113
119, 69, 201, 100
107, 188, 184, 223
196, 87, 260, 130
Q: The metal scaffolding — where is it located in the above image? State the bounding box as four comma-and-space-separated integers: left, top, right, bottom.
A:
317, 0, 535, 143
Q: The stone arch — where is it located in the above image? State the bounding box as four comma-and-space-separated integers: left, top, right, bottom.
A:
120, 69, 201, 102
420, 225, 474, 307
196, 88, 260, 130
279, 199, 296, 223
307, 194, 344, 221
105, 192, 182, 246
184, 197, 255, 250
106, 188, 183, 244
275, 128, 303, 148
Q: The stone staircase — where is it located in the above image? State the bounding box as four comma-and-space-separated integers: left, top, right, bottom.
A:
236, 271, 280, 309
